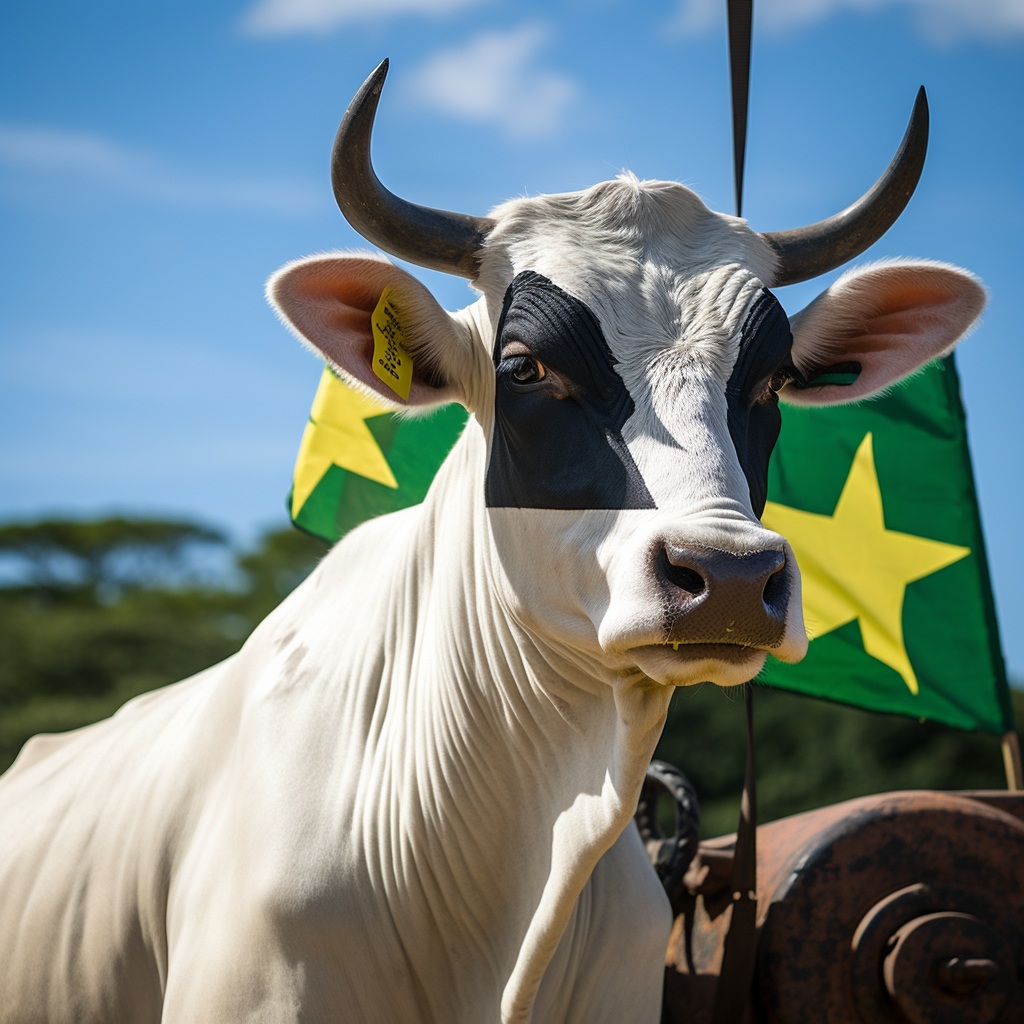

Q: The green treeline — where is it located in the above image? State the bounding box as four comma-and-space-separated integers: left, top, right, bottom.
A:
1, 516, 1019, 839
0, 517, 327, 773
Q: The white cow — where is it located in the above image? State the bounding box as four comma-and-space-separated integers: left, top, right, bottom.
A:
0, 64, 984, 1023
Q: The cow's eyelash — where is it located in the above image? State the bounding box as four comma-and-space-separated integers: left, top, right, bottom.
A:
504, 355, 547, 385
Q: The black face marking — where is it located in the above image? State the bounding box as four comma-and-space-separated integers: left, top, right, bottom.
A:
485, 271, 656, 511
726, 289, 794, 518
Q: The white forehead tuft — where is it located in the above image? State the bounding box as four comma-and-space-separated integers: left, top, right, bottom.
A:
474, 176, 779, 369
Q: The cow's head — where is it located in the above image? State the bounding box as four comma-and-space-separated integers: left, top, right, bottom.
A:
269, 62, 984, 688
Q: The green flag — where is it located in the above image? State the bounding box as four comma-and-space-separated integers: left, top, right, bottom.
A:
289, 358, 1012, 735
760, 355, 1013, 735
289, 368, 467, 544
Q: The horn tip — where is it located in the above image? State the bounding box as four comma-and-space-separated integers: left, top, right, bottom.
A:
913, 85, 929, 122
370, 58, 389, 91
906, 85, 929, 155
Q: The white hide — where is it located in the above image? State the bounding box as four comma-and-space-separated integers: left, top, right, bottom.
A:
0, 175, 985, 1024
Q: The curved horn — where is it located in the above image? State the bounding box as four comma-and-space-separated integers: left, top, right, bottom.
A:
763, 87, 929, 287
331, 59, 494, 280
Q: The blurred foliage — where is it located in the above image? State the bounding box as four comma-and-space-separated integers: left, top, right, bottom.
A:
0, 517, 226, 597
0, 517, 327, 773
0, 515, 1019, 839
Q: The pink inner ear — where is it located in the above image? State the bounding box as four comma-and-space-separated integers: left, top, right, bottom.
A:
319, 303, 373, 378
285, 271, 379, 381
269, 256, 459, 408
862, 280, 968, 338
320, 310, 377, 393
784, 263, 986, 407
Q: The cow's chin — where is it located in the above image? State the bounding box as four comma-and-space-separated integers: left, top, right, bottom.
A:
628, 643, 768, 688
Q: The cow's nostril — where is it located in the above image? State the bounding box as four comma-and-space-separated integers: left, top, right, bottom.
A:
672, 566, 705, 595
659, 550, 706, 596
762, 561, 787, 611
658, 545, 789, 648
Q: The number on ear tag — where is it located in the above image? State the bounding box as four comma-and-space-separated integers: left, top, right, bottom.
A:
371, 288, 414, 401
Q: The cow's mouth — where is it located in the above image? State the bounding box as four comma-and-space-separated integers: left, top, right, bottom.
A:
627, 642, 767, 687
655, 642, 760, 664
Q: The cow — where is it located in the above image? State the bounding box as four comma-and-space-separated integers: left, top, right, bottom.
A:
0, 61, 985, 1024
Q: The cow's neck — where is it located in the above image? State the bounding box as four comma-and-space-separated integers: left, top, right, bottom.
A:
364, 425, 672, 1021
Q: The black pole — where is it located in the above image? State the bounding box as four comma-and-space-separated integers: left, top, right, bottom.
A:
710, 686, 760, 1024
727, 0, 753, 218
710, 3, 761, 1022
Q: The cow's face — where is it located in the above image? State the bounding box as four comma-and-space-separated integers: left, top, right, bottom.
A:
465, 180, 803, 686
458, 178, 978, 686
269, 177, 984, 687
268, 66, 985, 688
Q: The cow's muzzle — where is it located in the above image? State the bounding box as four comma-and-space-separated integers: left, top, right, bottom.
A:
657, 545, 789, 649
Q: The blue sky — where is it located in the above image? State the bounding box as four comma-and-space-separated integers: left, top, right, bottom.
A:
1, 0, 1021, 678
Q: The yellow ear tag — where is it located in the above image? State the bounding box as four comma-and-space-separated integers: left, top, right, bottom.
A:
371, 287, 414, 401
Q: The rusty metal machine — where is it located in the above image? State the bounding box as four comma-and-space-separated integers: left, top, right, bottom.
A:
640, 771, 1024, 1023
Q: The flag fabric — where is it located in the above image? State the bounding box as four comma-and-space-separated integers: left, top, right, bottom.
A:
289, 357, 1012, 735
760, 355, 1013, 735
289, 368, 467, 544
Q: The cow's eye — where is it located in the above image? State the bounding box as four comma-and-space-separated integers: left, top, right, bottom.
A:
508, 356, 547, 385
768, 368, 791, 393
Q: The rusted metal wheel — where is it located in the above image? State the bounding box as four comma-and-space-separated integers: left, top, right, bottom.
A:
753, 793, 1024, 1023
663, 791, 1024, 1024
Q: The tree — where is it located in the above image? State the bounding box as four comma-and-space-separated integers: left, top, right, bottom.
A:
0, 518, 226, 604
0, 517, 325, 772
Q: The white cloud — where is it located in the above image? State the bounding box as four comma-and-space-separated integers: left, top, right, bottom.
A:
668, 0, 1024, 43
404, 24, 578, 140
668, 0, 721, 35
0, 124, 318, 216
240, 0, 482, 36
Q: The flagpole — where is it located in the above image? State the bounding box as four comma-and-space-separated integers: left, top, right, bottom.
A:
709, 4, 760, 1023
1001, 731, 1023, 790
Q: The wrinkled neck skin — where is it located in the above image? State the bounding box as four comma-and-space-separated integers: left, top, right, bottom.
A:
329, 413, 672, 1022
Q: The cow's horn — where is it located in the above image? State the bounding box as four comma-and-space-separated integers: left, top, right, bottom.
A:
331, 59, 494, 280
762, 87, 929, 287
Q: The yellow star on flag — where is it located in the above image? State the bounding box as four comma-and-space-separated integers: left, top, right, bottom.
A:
762, 432, 970, 695
290, 369, 398, 519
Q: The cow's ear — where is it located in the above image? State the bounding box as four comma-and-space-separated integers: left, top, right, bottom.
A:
268, 254, 473, 408
780, 260, 986, 406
